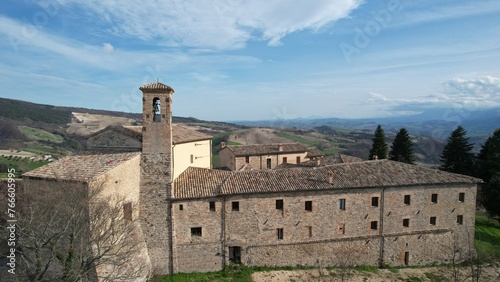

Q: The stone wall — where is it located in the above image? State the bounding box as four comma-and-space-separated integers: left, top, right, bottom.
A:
170, 183, 477, 271
86, 130, 141, 151
219, 149, 308, 170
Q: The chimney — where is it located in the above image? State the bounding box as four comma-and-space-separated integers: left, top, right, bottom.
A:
327, 171, 333, 184
221, 142, 226, 148
278, 143, 283, 152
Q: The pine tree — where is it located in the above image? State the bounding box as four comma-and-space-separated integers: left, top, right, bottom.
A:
439, 126, 474, 175
369, 125, 388, 160
475, 129, 500, 218
389, 128, 415, 164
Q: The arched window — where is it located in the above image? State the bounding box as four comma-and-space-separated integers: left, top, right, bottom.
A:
153, 97, 161, 122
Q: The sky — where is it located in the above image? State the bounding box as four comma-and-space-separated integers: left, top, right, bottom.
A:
1, 0, 500, 121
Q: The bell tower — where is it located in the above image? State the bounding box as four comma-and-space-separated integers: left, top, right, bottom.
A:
139, 82, 174, 275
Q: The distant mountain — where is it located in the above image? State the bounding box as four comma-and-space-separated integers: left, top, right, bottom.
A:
233, 108, 500, 146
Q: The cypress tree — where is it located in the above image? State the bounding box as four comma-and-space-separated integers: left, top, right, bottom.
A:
369, 125, 388, 160
439, 126, 474, 175
389, 128, 415, 164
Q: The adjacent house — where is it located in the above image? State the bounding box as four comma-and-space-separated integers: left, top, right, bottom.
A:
219, 142, 324, 170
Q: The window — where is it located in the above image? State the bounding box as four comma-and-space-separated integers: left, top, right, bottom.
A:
459, 192, 465, 202
403, 218, 410, 227
457, 215, 463, 225
282, 157, 287, 163
307, 226, 313, 238
337, 223, 345, 235
430, 216, 436, 225
123, 202, 132, 221
372, 197, 379, 207
404, 195, 411, 205
370, 221, 378, 230
296, 156, 301, 163
190, 154, 194, 164
232, 201, 239, 211
266, 158, 272, 169
431, 193, 438, 203
209, 201, 216, 212
276, 199, 284, 210
153, 97, 161, 122
191, 227, 202, 237
305, 201, 313, 211
179, 204, 183, 211
229, 246, 241, 263
277, 228, 284, 240
245, 156, 249, 163
338, 199, 346, 210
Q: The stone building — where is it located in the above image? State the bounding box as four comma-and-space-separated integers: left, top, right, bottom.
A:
219, 142, 324, 170
22, 82, 481, 279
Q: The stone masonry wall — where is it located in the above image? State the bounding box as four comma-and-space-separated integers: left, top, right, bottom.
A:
170, 183, 477, 271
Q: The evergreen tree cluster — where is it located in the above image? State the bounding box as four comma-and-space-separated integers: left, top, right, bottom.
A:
369, 125, 500, 219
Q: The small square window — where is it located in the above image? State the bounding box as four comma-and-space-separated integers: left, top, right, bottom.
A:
372, 197, 379, 207
403, 218, 410, 227
404, 195, 411, 205
459, 193, 465, 202
232, 201, 239, 211
266, 158, 272, 169
338, 199, 346, 210
337, 223, 345, 235
296, 156, 301, 163
370, 221, 378, 230
245, 156, 250, 163
457, 215, 463, 225
431, 193, 438, 204
305, 201, 313, 211
277, 228, 283, 240
430, 216, 437, 225
283, 157, 287, 163
209, 201, 216, 212
179, 204, 183, 211
191, 227, 202, 237
276, 199, 284, 210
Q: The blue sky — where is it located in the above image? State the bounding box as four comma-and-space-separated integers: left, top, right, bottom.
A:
1, 0, 500, 121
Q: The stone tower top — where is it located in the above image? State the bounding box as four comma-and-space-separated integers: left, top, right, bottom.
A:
140, 82, 174, 93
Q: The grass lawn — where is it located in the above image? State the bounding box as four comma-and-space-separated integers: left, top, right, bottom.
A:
475, 215, 500, 260
0, 156, 49, 177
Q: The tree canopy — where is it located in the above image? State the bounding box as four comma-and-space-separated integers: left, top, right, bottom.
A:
475, 128, 500, 219
369, 125, 388, 160
389, 128, 415, 164
439, 126, 475, 175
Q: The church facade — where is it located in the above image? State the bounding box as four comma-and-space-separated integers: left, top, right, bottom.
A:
23, 82, 481, 279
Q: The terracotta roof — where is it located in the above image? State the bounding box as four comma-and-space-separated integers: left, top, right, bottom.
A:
88, 125, 212, 144
174, 167, 231, 199
139, 82, 174, 93
306, 147, 324, 158
339, 154, 365, 163
173, 160, 482, 200
224, 143, 307, 156
23, 152, 140, 182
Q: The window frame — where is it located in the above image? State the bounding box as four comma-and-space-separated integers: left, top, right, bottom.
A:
209, 201, 216, 212
232, 201, 240, 211
305, 200, 313, 212
277, 228, 284, 240
191, 227, 202, 237
404, 195, 411, 205
276, 199, 284, 210
430, 216, 437, 225
371, 197, 379, 207
459, 192, 465, 202
338, 198, 346, 210
457, 215, 464, 225
370, 221, 378, 230
431, 193, 438, 204
403, 218, 410, 227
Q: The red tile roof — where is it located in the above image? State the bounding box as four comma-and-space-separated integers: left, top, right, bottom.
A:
173, 160, 481, 200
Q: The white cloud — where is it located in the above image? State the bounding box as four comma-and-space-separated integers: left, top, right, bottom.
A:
102, 43, 114, 53
366, 76, 500, 114
54, 0, 362, 49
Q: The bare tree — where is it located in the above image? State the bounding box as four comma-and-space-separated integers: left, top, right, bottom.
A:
15, 177, 150, 281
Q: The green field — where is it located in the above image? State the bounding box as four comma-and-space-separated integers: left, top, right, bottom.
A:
275, 132, 320, 146
475, 215, 500, 260
0, 156, 49, 177
18, 126, 64, 143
